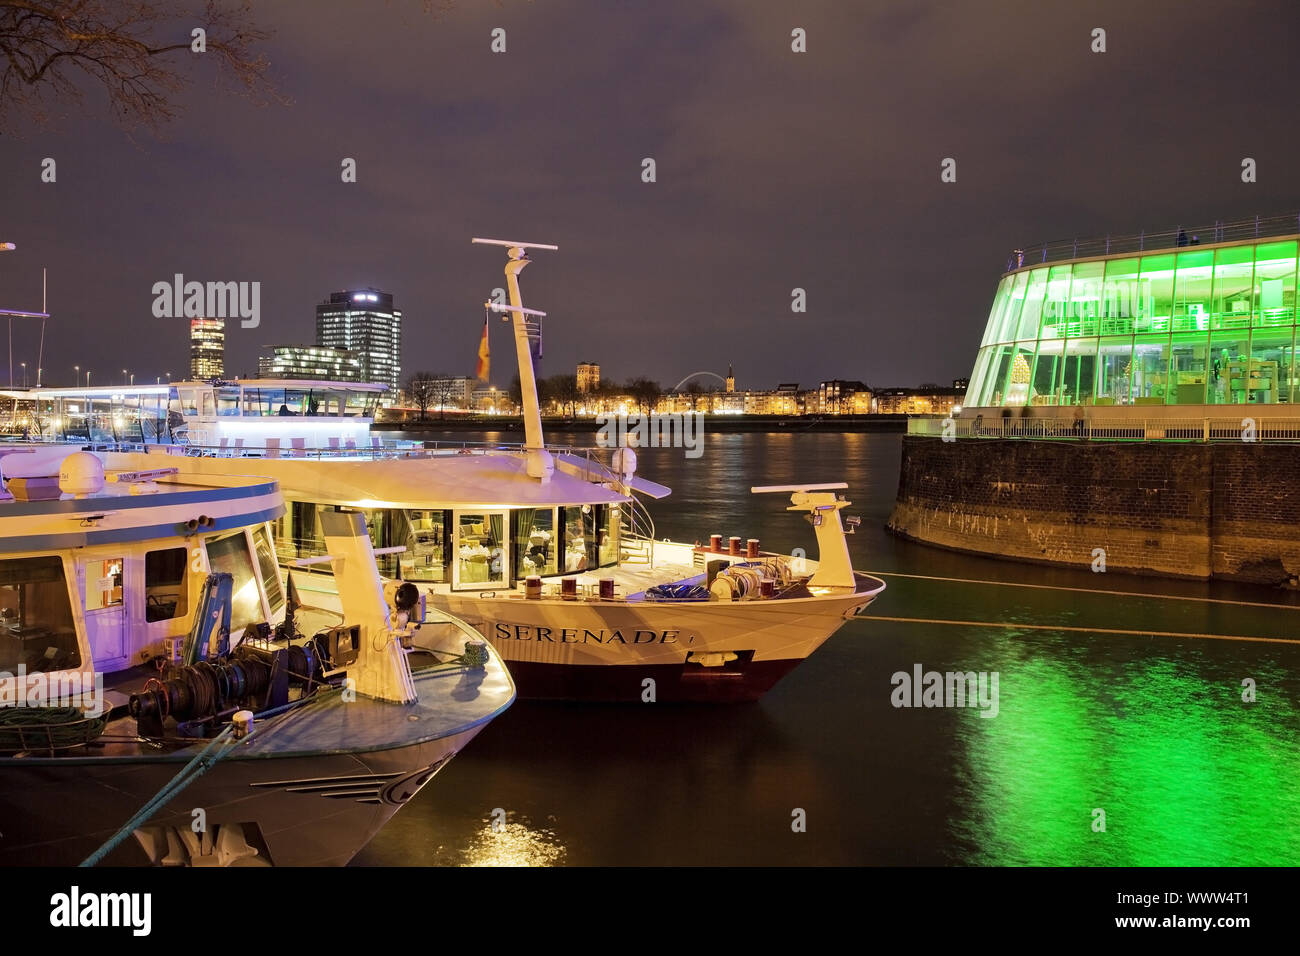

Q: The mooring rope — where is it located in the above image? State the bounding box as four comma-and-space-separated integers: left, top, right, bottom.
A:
79, 724, 244, 867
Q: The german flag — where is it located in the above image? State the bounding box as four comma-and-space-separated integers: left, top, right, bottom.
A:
475, 314, 490, 381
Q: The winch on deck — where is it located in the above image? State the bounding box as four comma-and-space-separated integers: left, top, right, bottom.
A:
129, 569, 345, 738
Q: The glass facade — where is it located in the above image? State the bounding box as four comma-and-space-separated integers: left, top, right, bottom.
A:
966, 238, 1300, 407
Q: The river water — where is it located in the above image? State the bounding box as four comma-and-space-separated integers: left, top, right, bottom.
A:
353, 431, 1300, 866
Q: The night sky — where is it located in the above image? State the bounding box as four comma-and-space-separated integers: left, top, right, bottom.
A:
2, 0, 1298, 392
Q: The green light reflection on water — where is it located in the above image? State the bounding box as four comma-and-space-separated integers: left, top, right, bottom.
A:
953, 645, 1300, 866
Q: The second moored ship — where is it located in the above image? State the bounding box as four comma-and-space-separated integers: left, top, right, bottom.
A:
4, 239, 886, 702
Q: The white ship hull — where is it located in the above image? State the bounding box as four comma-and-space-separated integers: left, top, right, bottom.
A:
429, 571, 884, 702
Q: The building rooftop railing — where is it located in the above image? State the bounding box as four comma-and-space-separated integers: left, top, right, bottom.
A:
908, 415, 1300, 443
1006, 211, 1300, 274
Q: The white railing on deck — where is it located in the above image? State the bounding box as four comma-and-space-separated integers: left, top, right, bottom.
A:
6, 436, 616, 465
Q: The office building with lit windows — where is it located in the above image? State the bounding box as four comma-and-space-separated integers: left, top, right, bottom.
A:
315, 288, 401, 393
189, 317, 225, 379
258, 345, 363, 382
964, 217, 1300, 411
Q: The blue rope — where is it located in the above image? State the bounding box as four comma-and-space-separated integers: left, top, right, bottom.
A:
79, 724, 244, 867
78, 684, 327, 866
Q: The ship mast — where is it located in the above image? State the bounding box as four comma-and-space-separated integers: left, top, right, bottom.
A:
472, 238, 558, 481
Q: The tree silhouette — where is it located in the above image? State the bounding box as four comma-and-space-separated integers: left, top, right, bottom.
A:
0, 0, 283, 132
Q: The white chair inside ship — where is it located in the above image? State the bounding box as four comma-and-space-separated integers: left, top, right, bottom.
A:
458, 545, 491, 583
565, 540, 589, 572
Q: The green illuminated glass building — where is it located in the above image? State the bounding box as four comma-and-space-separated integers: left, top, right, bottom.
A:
965, 225, 1300, 409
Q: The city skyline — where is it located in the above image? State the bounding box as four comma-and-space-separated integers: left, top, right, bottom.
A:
4, 2, 1298, 392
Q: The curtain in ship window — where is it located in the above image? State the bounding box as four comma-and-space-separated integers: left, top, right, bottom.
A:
487, 513, 506, 580
512, 509, 535, 581
587, 506, 605, 568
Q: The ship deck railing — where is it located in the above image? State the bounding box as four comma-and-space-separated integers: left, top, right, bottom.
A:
908, 416, 1300, 442
6, 437, 618, 464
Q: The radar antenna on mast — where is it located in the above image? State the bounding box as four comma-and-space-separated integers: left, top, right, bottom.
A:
472, 237, 558, 481
471, 238, 560, 253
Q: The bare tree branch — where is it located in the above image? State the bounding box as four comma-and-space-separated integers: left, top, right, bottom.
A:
0, 0, 278, 133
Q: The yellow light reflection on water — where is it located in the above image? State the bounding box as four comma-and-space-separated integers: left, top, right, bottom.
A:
462, 821, 566, 867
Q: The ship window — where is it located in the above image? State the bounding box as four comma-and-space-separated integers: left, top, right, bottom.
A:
251, 527, 285, 616
402, 509, 450, 583
343, 390, 376, 417
0, 556, 80, 673
200, 391, 215, 418
561, 506, 611, 572
457, 513, 505, 586
286, 500, 326, 560
216, 387, 241, 417
145, 548, 189, 622
598, 505, 620, 567
512, 507, 557, 578
85, 558, 124, 610
204, 532, 265, 631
